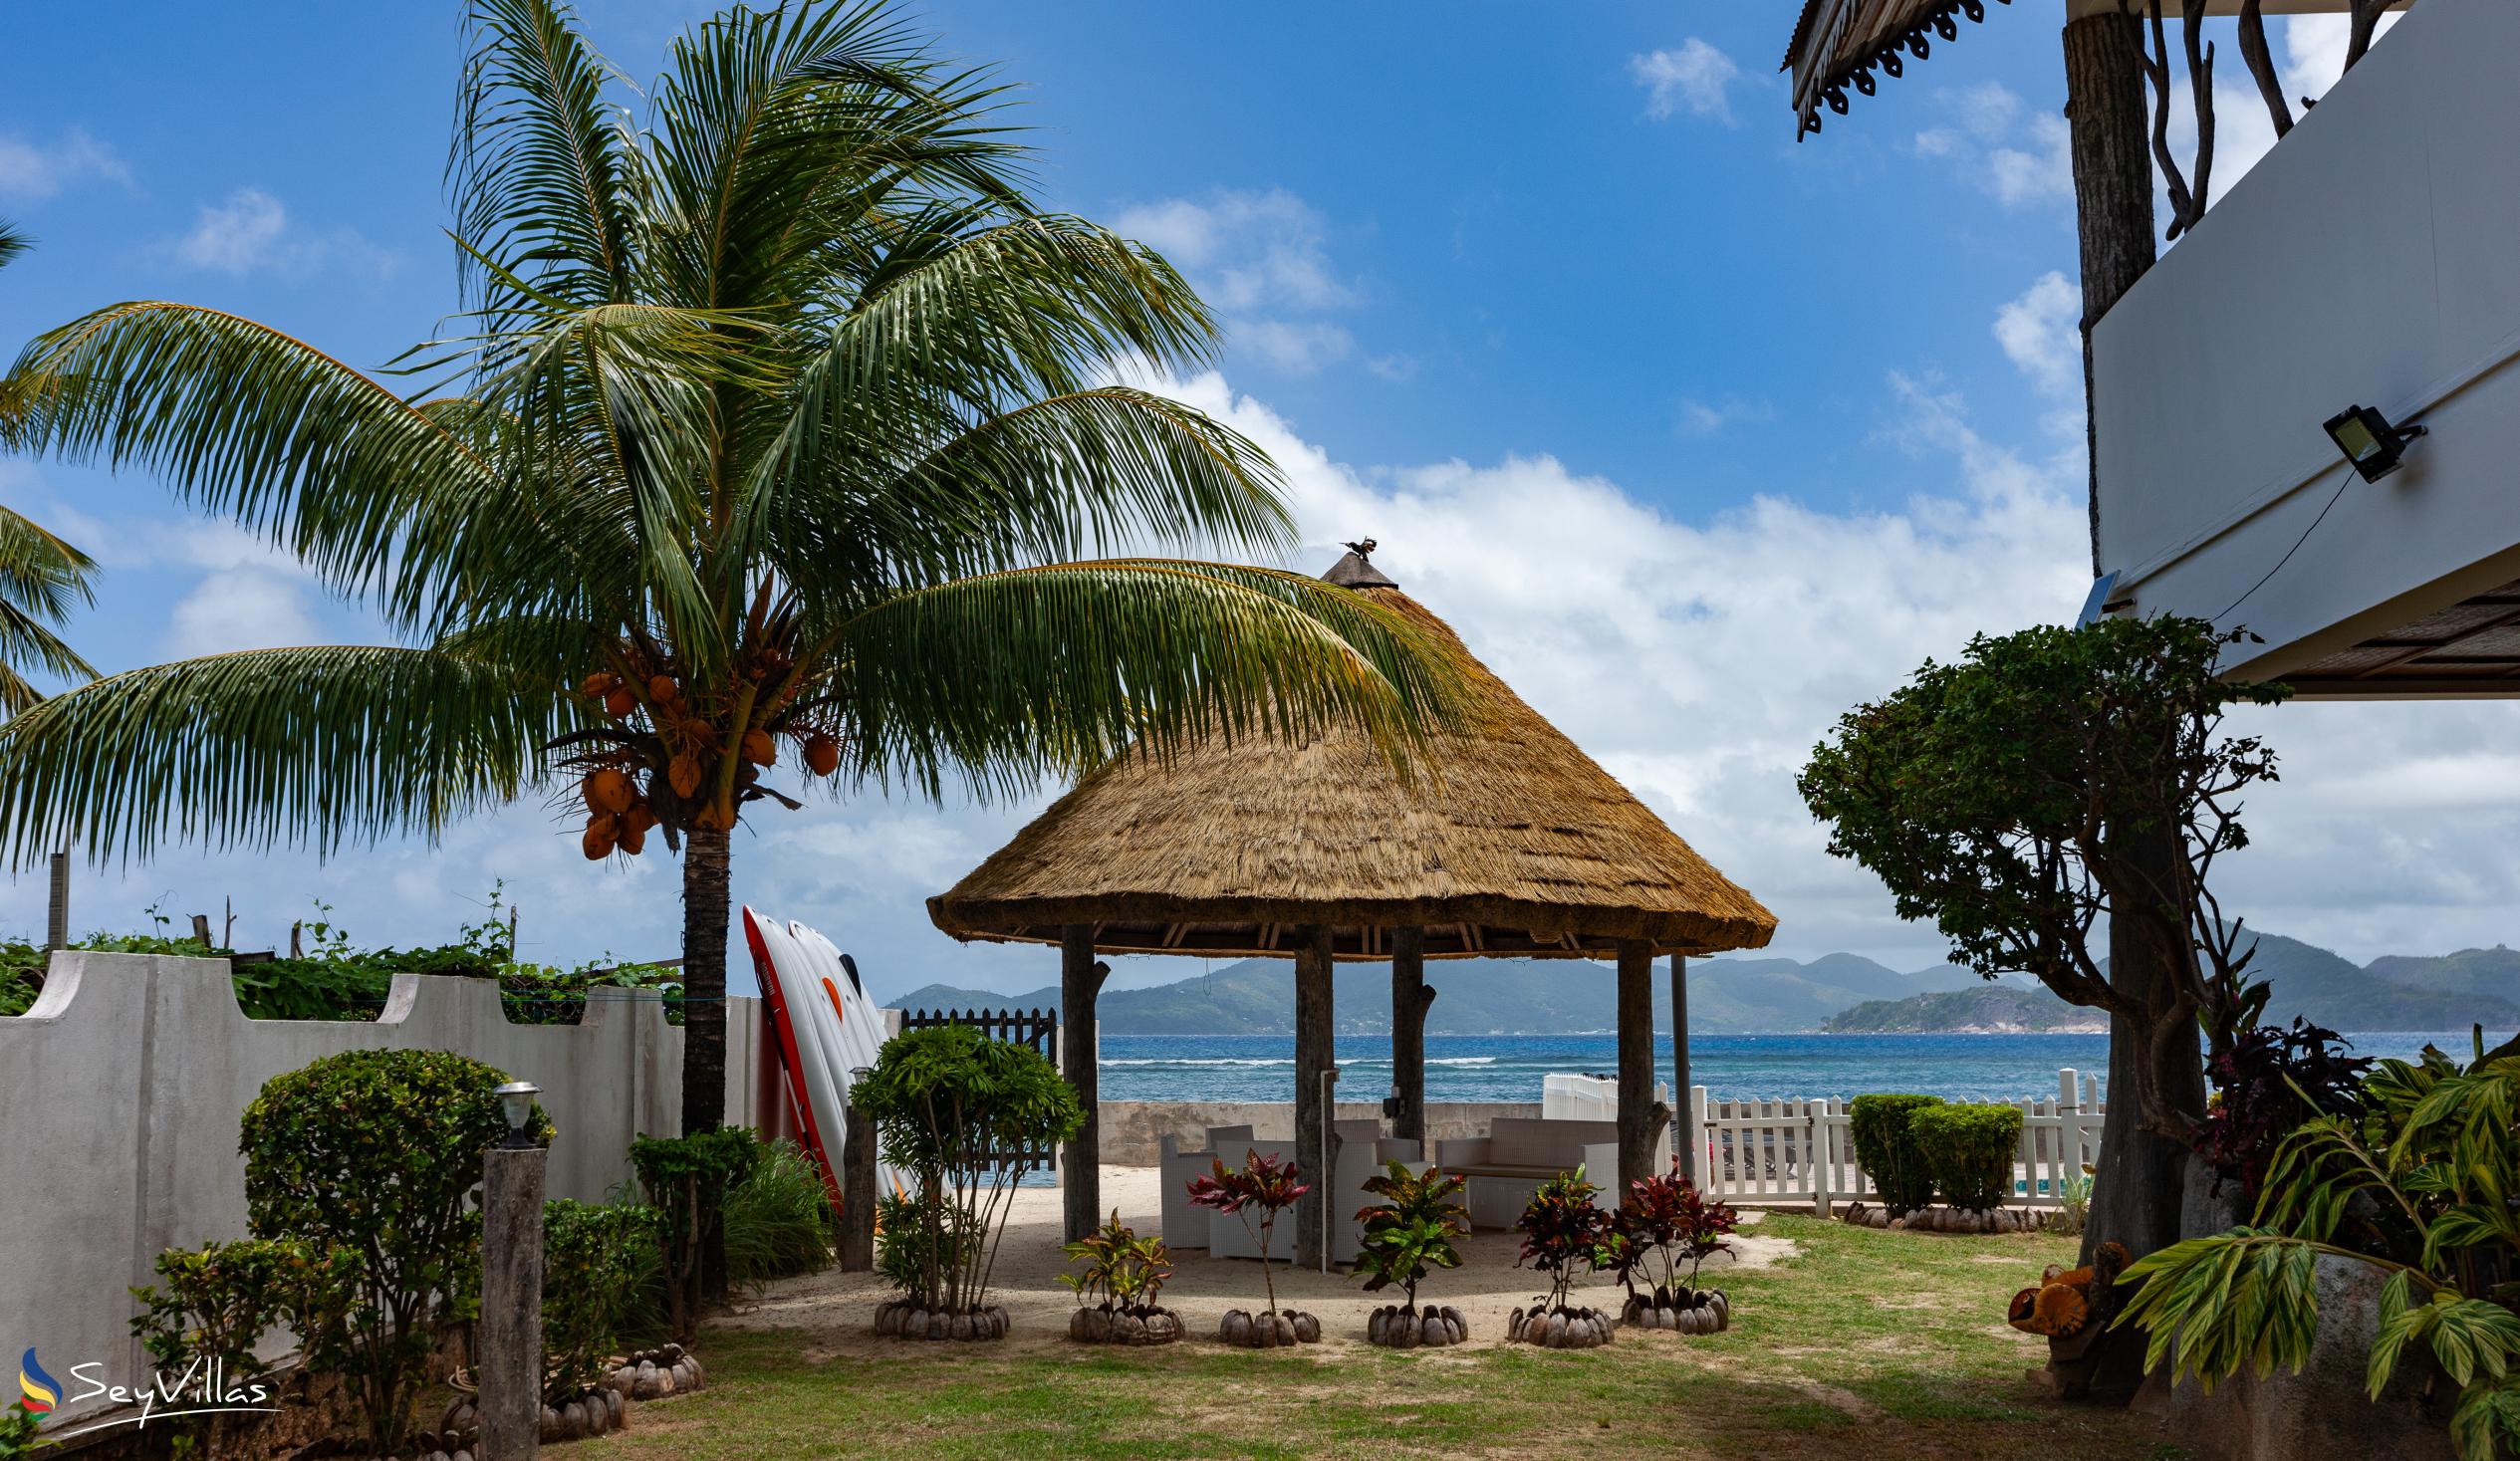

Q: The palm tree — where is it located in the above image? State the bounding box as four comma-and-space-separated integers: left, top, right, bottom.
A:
0, 217, 99, 715
0, 0, 1458, 1152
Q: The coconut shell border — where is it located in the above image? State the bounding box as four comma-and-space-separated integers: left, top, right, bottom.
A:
1506, 1305, 1617, 1348
874, 1300, 1013, 1341
1623, 1288, 1730, 1334
1218, 1308, 1321, 1347
1067, 1305, 1185, 1345
1367, 1304, 1470, 1348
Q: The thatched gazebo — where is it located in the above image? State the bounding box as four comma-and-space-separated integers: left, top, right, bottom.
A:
928, 546, 1777, 1259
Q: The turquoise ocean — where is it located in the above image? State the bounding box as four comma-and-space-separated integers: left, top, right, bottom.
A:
1096, 1031, 2472, 1104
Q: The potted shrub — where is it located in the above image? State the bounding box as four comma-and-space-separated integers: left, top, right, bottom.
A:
1507, 1167, 1621, 1348
1062, 1209, 1183, 1345
1612, 1161, 1739, 1334
854, 1025, 1085, 1341
1186, 1149, 1321, 1346
1352, 1162, 1471, 1348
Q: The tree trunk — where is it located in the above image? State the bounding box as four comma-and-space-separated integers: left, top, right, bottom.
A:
1616, 940, 1660, 1195
1061, 925, 1105, 1244
2075, 824, 2212, 1399
1390, 926, 1429, 1146
2063, 10, 2158, 577
680, 821, 731, 1306
1293, 925, 1337, 1272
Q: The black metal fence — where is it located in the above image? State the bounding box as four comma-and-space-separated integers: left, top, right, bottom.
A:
894, 1005, 1061, 1173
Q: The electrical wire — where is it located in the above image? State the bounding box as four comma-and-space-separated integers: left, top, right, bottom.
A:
2210, 468, 2356, 626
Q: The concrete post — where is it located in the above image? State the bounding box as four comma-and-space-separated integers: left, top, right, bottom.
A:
839, 1104, 877, 1271
480, 1144, 547, 1461
45, 850, 69, 951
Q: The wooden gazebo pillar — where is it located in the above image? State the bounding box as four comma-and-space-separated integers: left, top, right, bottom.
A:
1389, 926, 1431, 1146
1293, 924, 1337, 1272
1671, 953, 1693, 1184
1060, 925, 1107, 1244
1616, 940, 1661, 1195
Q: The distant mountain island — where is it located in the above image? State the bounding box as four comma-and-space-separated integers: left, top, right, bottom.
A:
888, 930, 2520, 1037
1825, 985, 2105, 1035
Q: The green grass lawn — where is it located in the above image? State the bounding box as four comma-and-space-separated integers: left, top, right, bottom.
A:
573, 1215, 2183, 1460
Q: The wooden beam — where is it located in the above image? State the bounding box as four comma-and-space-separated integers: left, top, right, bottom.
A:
1390, 926, 1431, 1146
1617, 939, 1661, 1195
1060, 925, 1108, 1245
1670, 953, 1693, 1185
1293, 924, 1337, 1273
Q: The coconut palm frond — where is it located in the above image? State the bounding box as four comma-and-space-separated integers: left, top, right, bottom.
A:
0, 504, 99, 710
0, 644, 581, 866
817, 561, 1469, 801
6, 302, 565, 633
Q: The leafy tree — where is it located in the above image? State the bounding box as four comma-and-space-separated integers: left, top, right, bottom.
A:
0, 0, 1460, 1290
2116, 1034, 2520, 1461
1351, 1161, 1469, 1312
854, 1025, 1085, 1315
1798, 615, 2286, 1273
1186, 1149, 1310, 1319
629, 1126, 760, 1342
0, 217, 96, 715
239, 1049, 549, 1459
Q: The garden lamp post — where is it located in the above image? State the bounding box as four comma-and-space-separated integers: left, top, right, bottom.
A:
482, 1080, 545, 1460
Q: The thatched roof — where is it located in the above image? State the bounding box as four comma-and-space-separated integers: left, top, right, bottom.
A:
927, 551, 1778, 962
1783, 0, 2001, 139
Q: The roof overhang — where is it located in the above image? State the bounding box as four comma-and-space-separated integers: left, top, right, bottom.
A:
922, 900, 1735, 962
1784, 0, 2408, 138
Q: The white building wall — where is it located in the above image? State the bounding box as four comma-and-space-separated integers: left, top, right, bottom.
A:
2092, 0, 2520, 686
0, 952, 766, 1432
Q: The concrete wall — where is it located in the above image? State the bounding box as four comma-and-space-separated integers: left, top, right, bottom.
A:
0, 952, 765, 1432
1099, 1100, 1543, 1167
2092, 0, 2520, 685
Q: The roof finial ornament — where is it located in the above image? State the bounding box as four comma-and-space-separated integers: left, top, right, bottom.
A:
1344, 537, 1378, 559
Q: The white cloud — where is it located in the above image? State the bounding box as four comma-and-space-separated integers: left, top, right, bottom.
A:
162, 569, 319, 658
1113, 188, 1375, 379
1631, 40, 1744, 125
1114, 189, 1357, 314
1993, 271, 2081, 399
175, 187, 290, 273
1240, 319, 1354, 376
1913, 84, 2072, 209
169, 186, 396, 280
0, 127, 126, 202
1675, 395, 1776, 437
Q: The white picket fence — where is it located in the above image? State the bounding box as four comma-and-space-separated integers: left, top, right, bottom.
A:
1683, 1069, 2105, 1213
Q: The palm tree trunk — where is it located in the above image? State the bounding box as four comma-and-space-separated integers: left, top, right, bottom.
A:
681, 822, 731, 1306
681, 823, 731, 1134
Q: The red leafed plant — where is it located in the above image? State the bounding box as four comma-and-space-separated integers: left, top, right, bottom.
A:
1611, 1160, 1739, 1303
1186, 1149, 1311, 1317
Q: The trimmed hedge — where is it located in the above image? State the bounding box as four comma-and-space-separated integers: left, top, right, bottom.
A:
1907, 1102, 2024, 1213
1848, 1094, 1944, 1215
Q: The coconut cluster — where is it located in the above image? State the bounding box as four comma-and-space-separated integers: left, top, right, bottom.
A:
569, 659, 843, 859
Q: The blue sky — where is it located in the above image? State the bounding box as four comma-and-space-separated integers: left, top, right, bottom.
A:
3, 3, 2509, 1001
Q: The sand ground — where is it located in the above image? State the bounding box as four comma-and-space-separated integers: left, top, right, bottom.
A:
724, 1164, 1792, 1352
